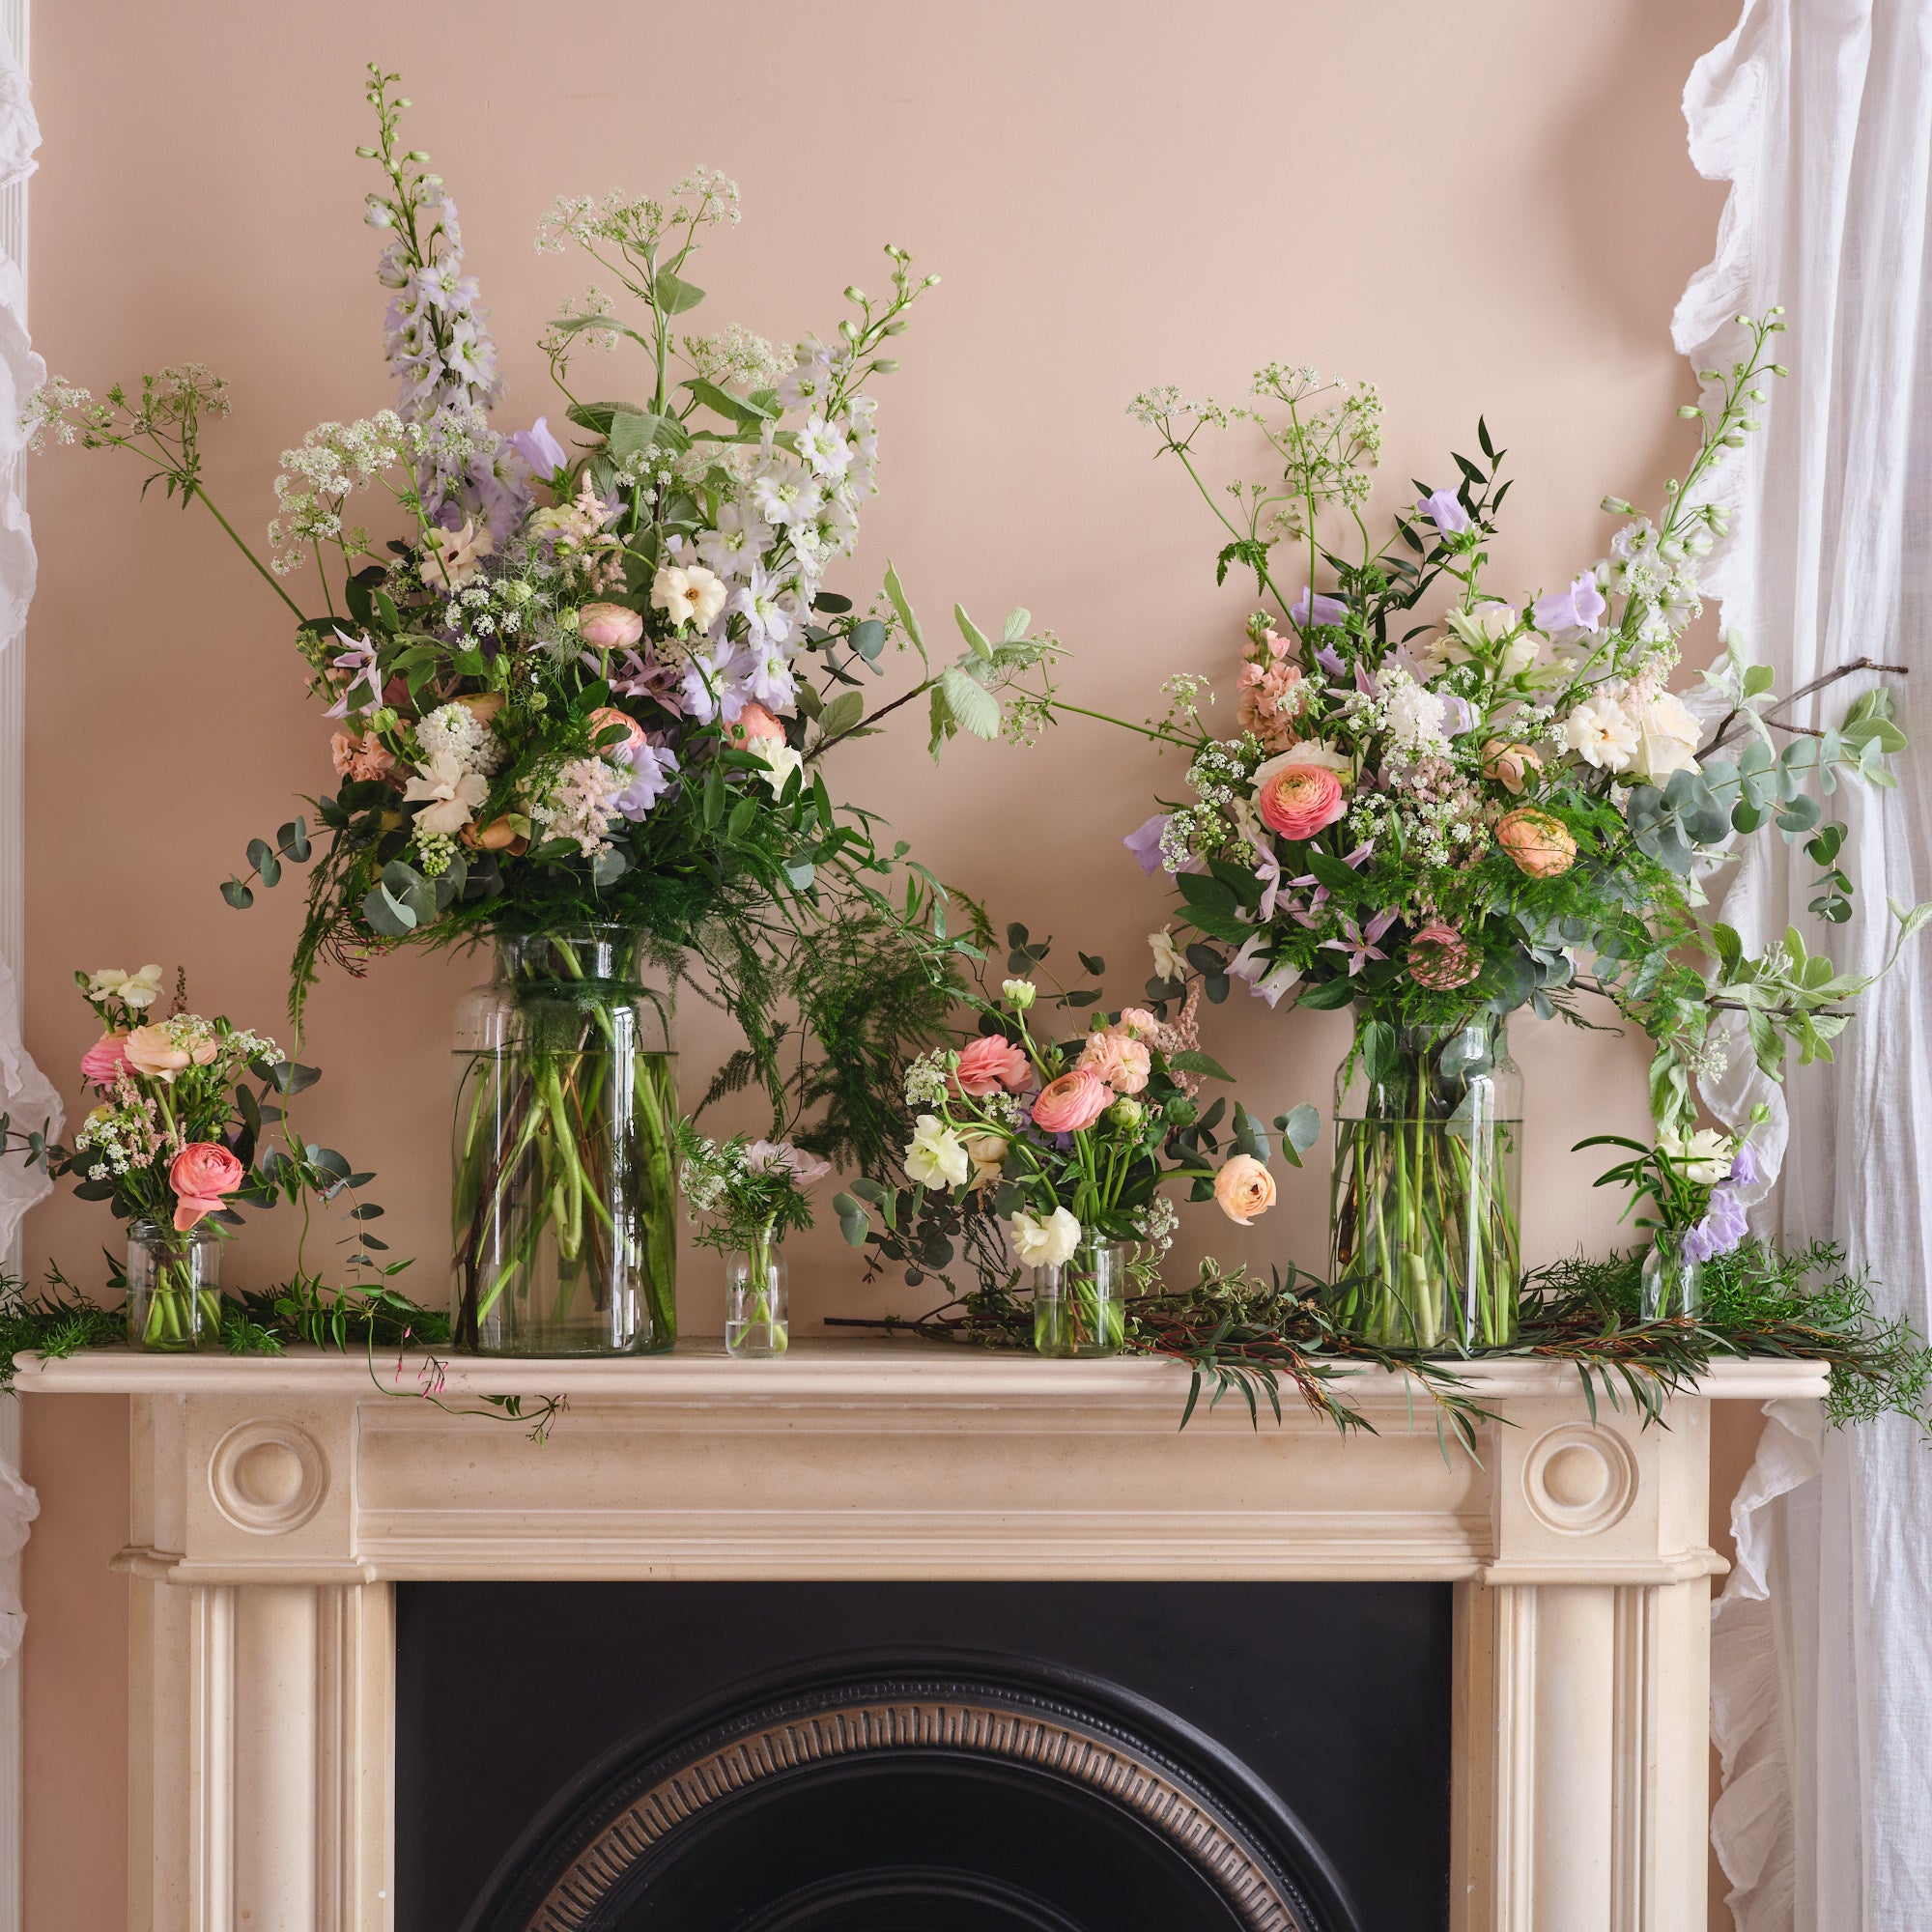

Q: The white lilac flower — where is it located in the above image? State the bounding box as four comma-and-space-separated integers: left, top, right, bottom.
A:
1561, 696, 1640, 773
415, 701, 506, 778
1381, 674, 1451, 756
905, 1114, 970, 1189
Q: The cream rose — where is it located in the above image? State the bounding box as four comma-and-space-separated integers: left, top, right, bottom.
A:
1626, 692, 1703, 783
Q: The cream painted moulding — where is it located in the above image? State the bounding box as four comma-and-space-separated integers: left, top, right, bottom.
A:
18, 1343, 1822, 1932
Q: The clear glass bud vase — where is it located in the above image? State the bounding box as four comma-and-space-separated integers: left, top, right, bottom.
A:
451, 926, 678, 1355
126, 1218, 222, 1351
1327, 1014, 1523, 1350
1032, 1236, 1128, 1359
724, 1230, 788, 1358
1641, 1231, 1703, 1321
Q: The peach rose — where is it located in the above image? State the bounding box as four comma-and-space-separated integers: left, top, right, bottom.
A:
727, 702, 787, 747
1255, 763, 1347, 842
329, 730, 396, 783
80, 1034, 129, 1086
124, 1024, 191, 1082
1213, 1154, 1278, 1225
1078, 1030, 1151, 1095
1495, 807, 1577, 880
588, 705, 646, 757
578, 602, 645, 651
1407, 920, 1480, 990
1480, 738, 1542, 797
169, 1141, 244, 1234
953, 1035, 1032, 1096
1030, 1066, 1114, 1135
462, 815, 529, 855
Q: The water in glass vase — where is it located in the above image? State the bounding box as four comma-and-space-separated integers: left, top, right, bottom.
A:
724, 1233, 788, 1358
1032, 1238, 1128, 1358
451, 928, 678, 1355
1327, 1016, 1522, 1350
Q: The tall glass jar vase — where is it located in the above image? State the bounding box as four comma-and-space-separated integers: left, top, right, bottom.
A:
451, 927, 678, 1355
1032, 1236, 1128, 1359
126, 1218, 222, 1352
1327, 1014, 1522, 1350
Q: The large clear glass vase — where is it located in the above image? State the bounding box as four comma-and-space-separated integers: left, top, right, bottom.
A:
451, 927, 678, 1355
1327, 1014, 1522, 1350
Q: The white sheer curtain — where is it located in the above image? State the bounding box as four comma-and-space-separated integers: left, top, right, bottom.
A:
1674, 3, 1932, 1927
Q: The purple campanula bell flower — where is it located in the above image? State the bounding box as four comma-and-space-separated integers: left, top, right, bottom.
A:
1124, 813, 1172, 875
511, 415, 568, 479
1532, 573, 1608, 637
1290, 586, 1349, 630
1417, 488, 1471, 536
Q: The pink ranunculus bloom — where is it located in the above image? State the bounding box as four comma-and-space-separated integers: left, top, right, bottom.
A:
169, 1141, 245, 1233
330, 730, 396, 783
1255, 763, 1347, 842
1407, 920, 1481, 990
727, 702, 786, 747
1078, 1030, 1151, 1095
953, 1035, 1032, 1097
588, 705, 647, 758
578, 602, 645, 651
1495, 807, 1578, 880
1030, 1066, 1114, 1135
80, 1033, 130, 1087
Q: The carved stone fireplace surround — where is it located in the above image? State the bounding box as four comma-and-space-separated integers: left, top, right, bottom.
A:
15, 1343, 1820, 1931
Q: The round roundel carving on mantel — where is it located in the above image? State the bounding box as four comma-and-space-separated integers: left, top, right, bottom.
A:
209, 1419, 328, 1535
1520, 1421, 1639, 1536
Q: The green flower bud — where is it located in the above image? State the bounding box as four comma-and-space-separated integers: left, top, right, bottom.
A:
1001, 978, 1037, 1010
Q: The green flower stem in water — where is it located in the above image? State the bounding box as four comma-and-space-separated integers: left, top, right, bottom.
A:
727, 1223, 788, 1356
1033, 1241, 1127, 1359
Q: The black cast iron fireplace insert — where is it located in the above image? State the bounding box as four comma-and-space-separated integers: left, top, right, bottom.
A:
397, 1582, 1452, 1932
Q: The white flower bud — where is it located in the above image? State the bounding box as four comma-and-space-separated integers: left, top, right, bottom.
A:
1001, 978, 1037, 1010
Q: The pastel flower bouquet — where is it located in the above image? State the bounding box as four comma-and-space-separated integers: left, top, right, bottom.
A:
28, 67, 1049, 1355
835, 927, 1317, 1357
1095, 311, 1923, 1349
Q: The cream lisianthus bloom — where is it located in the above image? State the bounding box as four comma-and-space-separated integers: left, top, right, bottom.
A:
87, 964, 164, 1009
403, 752, 490, 836
1438, 599, 1523, 661
649, 562, 728, 632
1626, 692, 1703, 783
1009, 1205, 1081, 1269
1660, 1126, 1733, 1187
1560, 696, 1640, 773
1001, 978, 1037, 1010
904, 1114, 970, 1189
746, 736, 804, 800
1149, 925, 1186, 982
422, 517, 495, 591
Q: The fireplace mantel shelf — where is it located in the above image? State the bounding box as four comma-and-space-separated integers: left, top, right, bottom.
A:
13, 1337, 1828, 1404
32, 1338, 1821, 1931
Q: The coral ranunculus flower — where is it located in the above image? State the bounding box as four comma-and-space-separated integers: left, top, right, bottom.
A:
1255, 764, 1347, 842
1407, 920, 1481, 990
169, 1142, 245, 1233
1030, 1066, 1113, 1135
1495, 808, 1578, 879
952, 1035, 1032, 1097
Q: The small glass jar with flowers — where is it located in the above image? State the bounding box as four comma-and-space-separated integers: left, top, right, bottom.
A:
676, 1130, 831, 1356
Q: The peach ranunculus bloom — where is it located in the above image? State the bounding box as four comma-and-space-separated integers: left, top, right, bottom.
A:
953, 1036, 1032, 1097
1213, 1153, 1277, 1225
330, 730, 397, 782
1078, 1030, 1151, 1095
168, 1141, 245, 1233
727, 702, 787, 747
1255, 764, 1347, 842
578, 602, 645, 651
124, 1024, 191, 1082
1495, 808, 1578, 880
1030, 1066, 1114, 1135
1407, 921, 1481, 990
588, 706, 647, 758
1479, 738, 1542, 797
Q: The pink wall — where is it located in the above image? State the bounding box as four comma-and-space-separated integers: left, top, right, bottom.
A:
18, 1, 1751, 1924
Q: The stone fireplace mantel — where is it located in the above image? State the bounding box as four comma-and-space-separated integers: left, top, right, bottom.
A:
17, 1344, 1822, 1932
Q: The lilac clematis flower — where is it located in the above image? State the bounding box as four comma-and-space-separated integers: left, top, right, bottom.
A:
611, 742, 680, 821
1124, 813, 1172, 875
1248, 839, 1284, 922
1416, 488, 1471, 536
1291, 586, 1349, 630
1315, 643, 1349, 680
323, 630, 383, 720
1532, 572, 1609, 637
1229, 934, 1303, 1008
511, 416, 568, 480
1321, 909, 1398, 976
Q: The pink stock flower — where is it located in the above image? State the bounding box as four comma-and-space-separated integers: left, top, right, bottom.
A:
80, 1034, 130, 1086
1407, 921, 1481, 990
1030, 1066, 1113, 1135
1078, 1030, 1151, 1095
169, 1142, 244, 1233
953, 1035, 1032, 1096
1255, 764, 1347, 842
1496, 808, 1577, 879
578, 602, 645, 650
329, 729, 397, 782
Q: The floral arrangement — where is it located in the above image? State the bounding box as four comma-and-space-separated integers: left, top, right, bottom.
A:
25, 68, 1048, 1077
1578, 1120, 1763, 1262
677, 1129, 830, 1253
